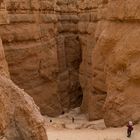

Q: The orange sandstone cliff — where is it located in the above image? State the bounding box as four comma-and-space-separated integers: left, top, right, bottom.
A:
0, 1, 48, 139
0, 0, 140, 129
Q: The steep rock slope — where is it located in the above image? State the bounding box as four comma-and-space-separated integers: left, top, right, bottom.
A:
0, 37, 47, 140
101, 0, 140, 127
1, 0, 140, 127
0, 0, 63, 116
0, 1, 47, 139
78, 0, 99, 116
87, 0, 140, 126
56, 0, 83, 112
0, 75, 48, 140
1, 0, 84, 117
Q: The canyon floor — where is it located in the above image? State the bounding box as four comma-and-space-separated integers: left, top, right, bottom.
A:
45, 108, 140, 140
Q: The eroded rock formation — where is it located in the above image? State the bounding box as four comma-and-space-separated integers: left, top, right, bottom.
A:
98, 0, 140, 127
1, 0, 60, 117
1, 0, 83, 117
0, 38, 47, 140
0, 1, 47, 139
0, 0, 140, 128
84, 0, 140, 127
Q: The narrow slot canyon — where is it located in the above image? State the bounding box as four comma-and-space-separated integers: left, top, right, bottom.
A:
0, 0, 140, 140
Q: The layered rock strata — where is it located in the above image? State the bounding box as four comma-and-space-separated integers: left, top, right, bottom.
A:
98, 0, 140, 127
78, 0, 99, 117
1, 0, 140, 127
0, 1, 47, 139
1, 0, 61, 116
1, 0, 84, 117
86, 0, 140, 126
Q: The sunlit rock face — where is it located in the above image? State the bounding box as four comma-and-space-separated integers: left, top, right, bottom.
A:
86, 0, 140, 126
0, 1, 47, 139
1, 0, 61, 117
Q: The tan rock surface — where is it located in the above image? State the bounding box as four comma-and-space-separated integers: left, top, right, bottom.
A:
0, 75, 48, 140
101, 22, 140, 127
3, 0, 62, 117
78, 0, 98, 114
87, 0, 140, 126
0, 0, 139, 128
0, 1, 47, 139
0, 37, 47, 139
1, 0, 83, 116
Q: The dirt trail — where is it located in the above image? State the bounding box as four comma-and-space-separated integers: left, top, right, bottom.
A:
45, 108, 140, 140
47, 127, 140, 140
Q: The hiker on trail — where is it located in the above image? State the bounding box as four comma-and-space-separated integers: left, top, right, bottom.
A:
62, 111, 65, 115
72, 117, 75, 123
127, 121, 134, 137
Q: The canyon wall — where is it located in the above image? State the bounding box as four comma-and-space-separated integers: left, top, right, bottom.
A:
0, 0, 140, 127
1, 0, 83, 117
86, 0, 140, 127
56, 0, 83, 112
78, 0, 99, 117
1, 0, 61, 117
0, 1, 48, 139
101, 0, 140, 127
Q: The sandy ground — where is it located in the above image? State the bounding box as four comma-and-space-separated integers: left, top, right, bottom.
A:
47, 127, 140, 140
45, 108, 140, 140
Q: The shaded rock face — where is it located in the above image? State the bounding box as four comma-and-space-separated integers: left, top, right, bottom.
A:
2, 0, 61, 117
0, 1, 47, 139
78, 0, 98, 115
0, 0, 83, 117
